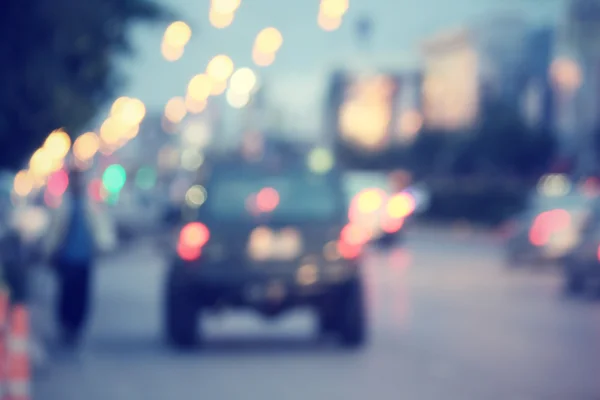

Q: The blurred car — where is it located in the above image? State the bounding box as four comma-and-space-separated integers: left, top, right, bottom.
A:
561, 198, 600, 295
504, 189, 592, 266
164, 158, 366, 349
344, 172, 418, 248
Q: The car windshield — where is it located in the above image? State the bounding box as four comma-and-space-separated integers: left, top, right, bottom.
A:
205, 171, 345, 221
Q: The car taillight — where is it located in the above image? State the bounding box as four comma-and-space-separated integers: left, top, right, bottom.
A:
177, 222, 210, 261
338, 223, 368, 259
386, 192, 415, 219
529, 209, 572, 246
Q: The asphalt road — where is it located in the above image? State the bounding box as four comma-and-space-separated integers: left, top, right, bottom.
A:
33, 230, 600, 400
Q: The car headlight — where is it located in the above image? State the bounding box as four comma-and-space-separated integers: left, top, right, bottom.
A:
274, 228, 302, 260
247, 226, 275, 261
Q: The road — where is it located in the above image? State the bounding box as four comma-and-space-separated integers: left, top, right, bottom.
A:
34, 230, 600, 400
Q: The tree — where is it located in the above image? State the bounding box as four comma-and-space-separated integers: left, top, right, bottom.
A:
0, 0, 169, 170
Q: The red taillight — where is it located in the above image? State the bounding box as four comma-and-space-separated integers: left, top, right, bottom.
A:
337, 240, 362, 260
596, 244, 600, 262
381, 217, 404, 233
177, 222, 210, 261
529, 209, 572, 246
340, 223, 371, 246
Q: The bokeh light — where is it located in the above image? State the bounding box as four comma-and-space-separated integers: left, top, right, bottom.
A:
187, 73, 212, 101
185, 185, 208, 208
226, 88, 250, 108
210, 80, 228, 96
254, 27, 283, 54
211, 0, 241, 14
161, 41, 184, 61
318, 13, 342, 31
252, 48, 275, 67
307, 148, 334, 174
29, 147, 55, 178
320, 0, 349, 17
165, 96, 187, 124
185, 96, 208, 114
102, 164, 127, 193
73, 132, 100, 161
44, 129, 71, 159
206, 54, 234, 82
229, 67, 257, 94
13, 170, 33, 197
209, 9, 235, 28
163, 21, 192, 48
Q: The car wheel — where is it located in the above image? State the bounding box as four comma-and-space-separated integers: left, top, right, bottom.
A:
337, 278, 367, 348
164, 270, 199, 349
317, 308, 338, 336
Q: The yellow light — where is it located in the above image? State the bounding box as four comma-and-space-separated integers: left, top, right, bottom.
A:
185, 95, 208, 114
165, 96, 187, 124
13, 170, 33, 197
29, 148, 54, 177
210, 0, 241, 14
124, 124, 140, 139
226, 88, 250, 109
44, 129, 71, 159
319, 0, 349, 17
252, 48, 275, 67
318, 13, 342, 31
206, 54, 234, 81
209, 9, 235, 28
254, 27, 283, 54
73, 132, 100, 161
100, 117, 129, 144
210, 80, 227, 96
163, 21, 192, 48
111, 97, 131, 116
187, 73, 212, 101
229, 67, 257, 94
113, 97, 146, 126
161, 41, 184, 62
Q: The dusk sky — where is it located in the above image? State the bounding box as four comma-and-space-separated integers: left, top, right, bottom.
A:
115, 0, 564, 134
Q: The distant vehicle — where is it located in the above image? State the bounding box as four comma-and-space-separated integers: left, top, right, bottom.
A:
561, 198, 600, 295
163, 157, 367, 349
504, 179, 592, 266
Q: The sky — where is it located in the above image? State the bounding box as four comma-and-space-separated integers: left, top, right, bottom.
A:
116, 0, 564, 135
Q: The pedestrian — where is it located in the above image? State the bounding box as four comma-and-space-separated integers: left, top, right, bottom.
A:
43, 168, 108, 347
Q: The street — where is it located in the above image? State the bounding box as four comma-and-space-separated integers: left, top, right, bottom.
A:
34, 229, 600, 400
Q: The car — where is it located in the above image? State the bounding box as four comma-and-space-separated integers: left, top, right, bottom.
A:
503, 189, 592, 267
561, 198, 600, 296
163, 158, 367, 349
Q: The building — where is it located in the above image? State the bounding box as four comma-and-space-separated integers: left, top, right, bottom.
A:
420, 14, 530, 130
560, 0, 600, 174
519, 27, 556, 132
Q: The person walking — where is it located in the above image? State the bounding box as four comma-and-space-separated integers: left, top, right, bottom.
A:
44, 168, 113, 347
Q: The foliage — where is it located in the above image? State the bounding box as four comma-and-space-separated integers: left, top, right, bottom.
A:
0, 0, 169, 170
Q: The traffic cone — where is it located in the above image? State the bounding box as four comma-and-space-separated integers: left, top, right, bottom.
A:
5, 304, 30, 400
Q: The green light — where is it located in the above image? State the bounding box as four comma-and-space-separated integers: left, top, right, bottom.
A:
102, 164, 126, 193
307, 147, 334, 174
135, 167, 156, 190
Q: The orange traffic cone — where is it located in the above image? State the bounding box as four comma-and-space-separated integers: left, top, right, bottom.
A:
5, 304, 30, 400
